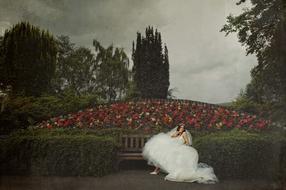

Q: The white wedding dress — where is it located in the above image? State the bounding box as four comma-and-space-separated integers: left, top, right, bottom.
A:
142, 127, 218, 183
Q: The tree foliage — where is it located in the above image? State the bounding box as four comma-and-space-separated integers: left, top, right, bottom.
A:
221, 0, 286, 104
53, 35, 97, 96
0, 36, 3, 78
0, 22, 57, 96
93, 40, 130, 102
132, 26, 170, 99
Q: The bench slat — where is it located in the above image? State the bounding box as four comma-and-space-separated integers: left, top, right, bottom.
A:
140, 137, 144, 149
124, 136, 128, 148
135, 137, 139, 149
119, 134, 151, 152
116, 135, 152, 168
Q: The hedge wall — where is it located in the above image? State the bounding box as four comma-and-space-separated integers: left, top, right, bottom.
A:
0, 134, 119, 176
1, 128, 285, 181
194, 129, 286, 181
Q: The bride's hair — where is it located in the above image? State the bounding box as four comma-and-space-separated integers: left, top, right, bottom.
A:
176, 124, 186, 134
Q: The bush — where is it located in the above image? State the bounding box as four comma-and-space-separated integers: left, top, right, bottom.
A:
0, 94, 100, 135
2, 127, 285, 181
0, 134, 118, 176
10, 127, 141, 143
230, 96, 262, 114
194, 129, 286, 180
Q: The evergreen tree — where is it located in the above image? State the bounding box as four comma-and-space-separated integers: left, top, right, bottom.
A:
162, 45, 170, 98
0, 35, 4, 88
132, 26, 170, 98
0, 22, 57, 96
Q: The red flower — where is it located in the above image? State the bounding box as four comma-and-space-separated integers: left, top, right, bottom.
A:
186, 116, 194, 125
36, 99, 271, 131
47, 123, 53, 129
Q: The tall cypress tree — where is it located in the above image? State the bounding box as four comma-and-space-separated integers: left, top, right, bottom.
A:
0, 22, 57, 96
163, 45, 170, 98
132, 26, 170, 98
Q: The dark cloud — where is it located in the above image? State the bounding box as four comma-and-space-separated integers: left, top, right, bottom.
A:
0, 0, 256, 103
0, 0, 166, 44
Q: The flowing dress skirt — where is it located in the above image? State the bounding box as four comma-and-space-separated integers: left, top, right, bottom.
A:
142, 132, 218, 183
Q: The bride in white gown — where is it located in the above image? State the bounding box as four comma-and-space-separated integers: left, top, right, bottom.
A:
142, 123, 218, 184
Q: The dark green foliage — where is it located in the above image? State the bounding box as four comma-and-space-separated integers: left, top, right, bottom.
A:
93, 40, 130, 102
230, 85, 286, 125
1, 128, 285, 180
53, 36, 97, 96
0, 134, 119, 176
194, 129, 286, 180
53, 36, 131, 100
230, 90, 271, 116
0, 94, 100, 135
221, 0, 286, 106
0, 36, 3, 78
124, 80, 140, 100
0, 22, 57, 96
132, 26, 170, 99
221, 0, 286, 126
10, 127, 139, 142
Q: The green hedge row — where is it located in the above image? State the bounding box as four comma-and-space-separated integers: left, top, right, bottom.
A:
1, 128, 285, 180
11, 126, 171, 141
0, 134, 118, 176
194, 129, 286, 180
10, 127, 141, 142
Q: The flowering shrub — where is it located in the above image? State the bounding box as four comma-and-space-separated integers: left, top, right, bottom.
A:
37, 99, 272, 131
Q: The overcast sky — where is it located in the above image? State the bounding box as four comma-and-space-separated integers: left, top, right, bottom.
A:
0, 0, 256, 104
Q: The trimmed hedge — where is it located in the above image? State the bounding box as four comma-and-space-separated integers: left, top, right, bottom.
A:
11, 126, 170, 140
194, 129, 286, 180
9, 127, 144, 142
1, 128, 285, 181
0, 134, 119, 176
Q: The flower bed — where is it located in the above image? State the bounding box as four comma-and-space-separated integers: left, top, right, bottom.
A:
36, 99, 272, 131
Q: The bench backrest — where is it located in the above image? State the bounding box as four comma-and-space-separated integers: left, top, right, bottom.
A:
119, 134, 151, 152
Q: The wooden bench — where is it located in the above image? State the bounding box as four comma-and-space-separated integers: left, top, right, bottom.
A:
116, 134, 151, 169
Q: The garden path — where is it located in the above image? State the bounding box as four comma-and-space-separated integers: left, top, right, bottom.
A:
0, 170, 279, 190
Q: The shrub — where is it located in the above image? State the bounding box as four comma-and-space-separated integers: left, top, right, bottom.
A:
194, 129, 286, 180
2, 127, 285, 181
0, 134, 118, 176
0, 94, 100, 135
11, 127, 145, 140
230, 96, 262, 115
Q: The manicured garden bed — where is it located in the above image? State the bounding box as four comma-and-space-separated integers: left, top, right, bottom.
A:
36, 99, 272, 132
